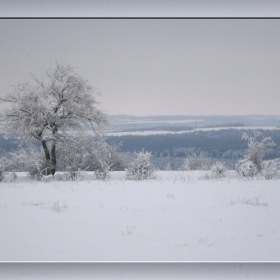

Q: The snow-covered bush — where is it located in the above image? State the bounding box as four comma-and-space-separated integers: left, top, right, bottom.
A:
235, 131, 276, 178
0, 146, 48, 180
165, 162, 172, 171
93, 142, 126, 180
63, 167, 83, 181
29, 164, 50, 181
236, 158, 258, 177
95, 161, 110, 180
126, 150, 156, 180
261, 161, 279, 180
93, 144, 113, 180
211, 162, 227, 178
181, 154, 211, 171
53, 173, 65, 181
0, 146, 44, 172
41, 174, 54, 183
56, 137, 125, 180
109, 151, 127, 171
2, 172, 18, 182
241, 131, 275, 172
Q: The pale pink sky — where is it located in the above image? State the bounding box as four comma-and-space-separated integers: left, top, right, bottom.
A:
1, 18, 280, 116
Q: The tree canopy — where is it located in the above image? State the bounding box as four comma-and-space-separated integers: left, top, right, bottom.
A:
0, 63, 108, 175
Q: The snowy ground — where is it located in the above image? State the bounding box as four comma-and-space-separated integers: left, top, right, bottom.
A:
107, 126, 280, 136
1, 171, 280, 262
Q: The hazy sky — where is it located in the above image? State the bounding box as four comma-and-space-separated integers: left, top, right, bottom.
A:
1, 18, 280, 116
2, 0, 280, 17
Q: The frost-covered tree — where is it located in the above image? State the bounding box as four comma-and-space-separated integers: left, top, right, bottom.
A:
241, 131, 275, 172
235, 131, 275, 177
0, 63, 108, 175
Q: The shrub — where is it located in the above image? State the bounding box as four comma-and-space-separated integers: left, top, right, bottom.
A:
0, 146, 45, 169
2, 172, 17, 182
41, 174, 54, 183
235, 131, 276, 178
95, 161, 110, 180
236, 158, 258, 177
109, 152, 127, 171
29, 163, 49, 181
181, 154, 211, 171
261, 161, 279, 180
53, 173, 65, 181
126, 150, 156, 180
211, 161, 227, 178
63, 167, 83, 181
0, 146, 48, 180
242, 131, 275, 172
165, 162, 172, 171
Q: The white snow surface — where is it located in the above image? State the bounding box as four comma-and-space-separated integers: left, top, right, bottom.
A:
0, 171, 280, 262
107, 126, 280, 136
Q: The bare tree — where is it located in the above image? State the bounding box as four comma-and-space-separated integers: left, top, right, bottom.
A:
0, 63, 108, 175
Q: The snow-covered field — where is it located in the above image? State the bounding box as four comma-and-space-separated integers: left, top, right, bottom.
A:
107, 126, 280, 136
111, 119, 204, 125
1, 171, 280, 262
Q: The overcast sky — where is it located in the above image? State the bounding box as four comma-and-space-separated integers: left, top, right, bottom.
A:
1, 18, 280, 116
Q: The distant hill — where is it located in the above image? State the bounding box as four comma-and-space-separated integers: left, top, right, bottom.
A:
108, 115, 280, 134
106, 128, 280, 159
1, 115, 280, 170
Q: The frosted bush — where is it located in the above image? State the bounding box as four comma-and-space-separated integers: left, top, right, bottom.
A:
211, 162, 227, 178
95, 161, 110, 180
0, 146, 49, 181
42, 173, 67, 182
126, 150, 156, 180
235, 131, 276, 178
181, 155, 211, 171
94, 152, 113, 180
0, 146, 48, 179
242, 131, 275, 172
63, 167, 83, 181
165, 162, 172, 171
41, 174, 54, 183
236, 158, 258, 177
53, 173, 66, 181
261, 161, 279, 180
29, 164, 49, 181
2, 172, 18, 182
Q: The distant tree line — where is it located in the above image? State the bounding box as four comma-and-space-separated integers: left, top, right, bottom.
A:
106, 129, 280, 160
2, 129, 280, 162
0, 134, 20, 153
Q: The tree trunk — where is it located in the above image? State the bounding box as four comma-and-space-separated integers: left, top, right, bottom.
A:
41, 140, 51, 175
50, 126, 58, 175
50, 142, 56, 175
